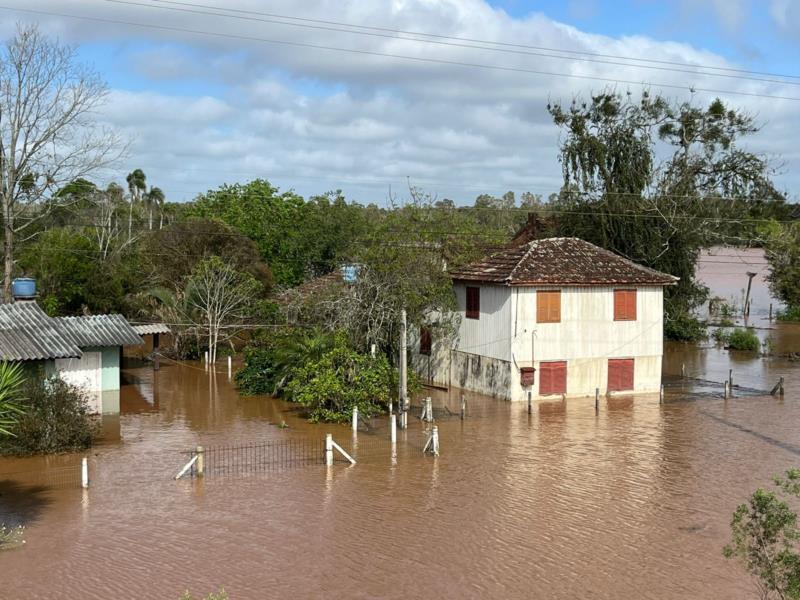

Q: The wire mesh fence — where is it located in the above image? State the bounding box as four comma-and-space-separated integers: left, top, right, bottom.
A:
0, 464, 84, 490
183, 438, 328, 476
662, 374, 774, 399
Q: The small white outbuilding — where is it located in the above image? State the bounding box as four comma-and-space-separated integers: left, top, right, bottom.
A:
411, 237, 678, 402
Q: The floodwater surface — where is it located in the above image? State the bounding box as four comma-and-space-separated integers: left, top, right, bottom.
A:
2, 349, 800, 599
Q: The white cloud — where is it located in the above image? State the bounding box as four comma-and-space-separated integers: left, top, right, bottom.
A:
3, 0, 797, 203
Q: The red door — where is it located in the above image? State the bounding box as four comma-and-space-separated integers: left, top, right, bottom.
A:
608, 359, 635, 392
539, 361, 567, 395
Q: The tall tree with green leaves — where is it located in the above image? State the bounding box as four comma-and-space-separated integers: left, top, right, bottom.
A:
125, 169, 146, 240
547, 90, 783, 339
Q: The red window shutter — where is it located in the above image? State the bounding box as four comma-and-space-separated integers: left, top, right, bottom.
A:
608, 359, 634, 391
539, 361, 567, 395
466, 286, 480, 319
614, 290, 637, 321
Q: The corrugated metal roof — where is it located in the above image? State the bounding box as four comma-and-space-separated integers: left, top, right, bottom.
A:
131, 323, 171, 335
55, 315, 143, 348
449, 237, 679, 286
0, 302, 81, 361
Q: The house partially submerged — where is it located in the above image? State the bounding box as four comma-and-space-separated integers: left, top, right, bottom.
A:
0, 300, 142, 414
411, 237, 677, 402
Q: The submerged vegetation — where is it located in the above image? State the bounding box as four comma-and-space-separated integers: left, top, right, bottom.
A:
237, 330, 416, 423
0, 378, 97, 456
0, 362, 25, 436
179, 590, 228, 600
712, 327, 761, 352
0, 524, 24, 551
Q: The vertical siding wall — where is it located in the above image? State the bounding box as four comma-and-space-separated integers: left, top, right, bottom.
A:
510, 286, 664, 400
453, 283, 512, 361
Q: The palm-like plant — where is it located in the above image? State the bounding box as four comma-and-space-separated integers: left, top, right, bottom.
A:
144, 186, 165, 230
125, 168, 147, 240
269, 329, 333, 395
0, 362, 25, 436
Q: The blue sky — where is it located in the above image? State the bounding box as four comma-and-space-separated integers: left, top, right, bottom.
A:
5, 0, 798, 204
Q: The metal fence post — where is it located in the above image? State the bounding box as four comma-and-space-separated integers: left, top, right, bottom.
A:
228, 356, 232, 379
352, 406, 358, 433
425, 397, 433, 423
595, 387, 599, 413
390, 413, 397, 444
196, 445, 205, 477
81, 457, 89, 489
724, 380, 730, 399
432, 425, 440, 456
527, 391, 532, 415
729, 369, 733, 388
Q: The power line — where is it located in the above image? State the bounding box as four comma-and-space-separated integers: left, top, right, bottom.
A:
138, 0, 800, 82
3, 5, 800, 102
102, 0, 800, 88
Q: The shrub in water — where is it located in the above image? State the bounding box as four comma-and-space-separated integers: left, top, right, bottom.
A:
0, 378, 97, 456
665, 312, 707, 342
778, 305, 800, 322
727, 328, 760, 352
0, 524, 24, 550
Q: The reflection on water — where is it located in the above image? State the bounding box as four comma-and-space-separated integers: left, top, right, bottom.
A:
0, 356, 799, 599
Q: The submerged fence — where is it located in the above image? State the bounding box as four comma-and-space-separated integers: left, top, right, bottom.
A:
0, 461, 87, 490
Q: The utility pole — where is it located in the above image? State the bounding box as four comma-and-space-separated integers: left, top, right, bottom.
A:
400, 309, 408, 429
743, 271, 757, 321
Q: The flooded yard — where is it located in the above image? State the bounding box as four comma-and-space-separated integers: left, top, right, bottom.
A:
2, 344, 800, 599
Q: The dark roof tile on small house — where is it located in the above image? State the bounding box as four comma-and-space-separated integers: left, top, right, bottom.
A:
55, 315, 143, 348
0, 302, 81, 361
449, 237, 678, 287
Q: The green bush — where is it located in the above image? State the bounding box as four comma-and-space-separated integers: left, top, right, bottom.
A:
286, 339, 398, 423
727, 328, 761, 352
778, 305, 800, 322
665, 312, 707, 342
712, 328, 730, 345
0, 378, 98, 456
0, 362, 25, 436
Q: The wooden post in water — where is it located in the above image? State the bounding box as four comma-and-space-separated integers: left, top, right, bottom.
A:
352, 406, 358, 433
659, 384, 664, 404
425, 397, 433, 423
153, 332, 160, 371
729, 369, 733, 388
724, 380, 730, 399
432, 425, 440, 456
81, 457, 89, 489
196, 446, 205, 477
325, 434, 333, 466
681, 363, 685, 378
595, 388, 599, 413
460, 395, 466, 420
227, 356, 232, 379
527, 391, 532, 415
390, 413, 397, 444
770, 303, 774, 321
780, 376, 785, 397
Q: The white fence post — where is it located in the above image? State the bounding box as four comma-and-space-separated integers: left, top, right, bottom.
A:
390, 413, 397, 444
432, 425, 440, 456
325, 434, 333, 467
81, 457, 89, 489
228, 356, 232, 379
352, 406, 358, 433
659, 384, 664, 404
460, 395, 466, 420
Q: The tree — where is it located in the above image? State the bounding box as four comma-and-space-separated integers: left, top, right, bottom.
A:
766, 222, 800, 310
186, 256, 262, 363
725, 469, 800, 599
547, 90, 783, 339
0, 24, 122, 301
144, 185, 164, 230
125, 169, 146, 239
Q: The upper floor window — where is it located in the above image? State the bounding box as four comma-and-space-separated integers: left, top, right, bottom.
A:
466, 286, 480, 319
420, 327, 432, 356
614, 289, 637, 321
537, 290, 561, 323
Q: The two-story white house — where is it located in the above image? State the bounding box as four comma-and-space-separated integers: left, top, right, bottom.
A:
411, 237, 678, 402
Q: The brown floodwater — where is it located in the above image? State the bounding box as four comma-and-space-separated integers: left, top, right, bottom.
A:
2, 349, 800, 600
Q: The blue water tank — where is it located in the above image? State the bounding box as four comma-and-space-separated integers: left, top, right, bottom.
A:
11, 277, 36, 299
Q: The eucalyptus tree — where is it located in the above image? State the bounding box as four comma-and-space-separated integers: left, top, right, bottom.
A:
0, 24, 123, 301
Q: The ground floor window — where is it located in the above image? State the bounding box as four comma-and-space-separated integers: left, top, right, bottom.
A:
608, 358, 635, 392
539, 361, 567, 395
420, 327, 432, 356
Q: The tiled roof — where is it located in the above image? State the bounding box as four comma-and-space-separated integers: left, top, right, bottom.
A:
0, 302, 81, 361
55, 315, 143, 348
449, 237, 678, 286
131, 323, 171, 336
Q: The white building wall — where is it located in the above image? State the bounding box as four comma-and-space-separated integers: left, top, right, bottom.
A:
509, 285, 664, 401
453, 282, 512, 361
